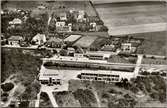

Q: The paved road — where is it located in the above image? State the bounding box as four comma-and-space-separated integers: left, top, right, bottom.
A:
95, 2, 167, 35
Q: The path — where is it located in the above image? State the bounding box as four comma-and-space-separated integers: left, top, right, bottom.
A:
134, 54, 143, 77
35, 91, 41, 107
47, 91, 58, 107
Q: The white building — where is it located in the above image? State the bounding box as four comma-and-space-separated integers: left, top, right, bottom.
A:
121, 43, 132, 53
39, 66, 62, 85
59, 13, 67, 21
56, 21, 65, 27
80, 70, 134, 83
32, 33, 46, 45
9, 18, 22, 25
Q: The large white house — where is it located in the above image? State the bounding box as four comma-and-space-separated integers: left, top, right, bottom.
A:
32, 33, 46, 45
9, 18, 22, 25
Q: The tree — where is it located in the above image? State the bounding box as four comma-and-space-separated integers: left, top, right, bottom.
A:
1, 82, 14, 92
99, 26, 108, 32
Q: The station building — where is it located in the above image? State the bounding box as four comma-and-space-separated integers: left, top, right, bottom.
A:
38, 66, 62, 85
80, 70, 134, 83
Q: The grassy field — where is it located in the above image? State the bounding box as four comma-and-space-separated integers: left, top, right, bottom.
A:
131, 31, 166, 56
95, 2, 166, 27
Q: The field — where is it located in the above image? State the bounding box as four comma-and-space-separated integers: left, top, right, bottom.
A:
95, 2, 166, 35
132, 31, 166, 56
73, 36, 98, 48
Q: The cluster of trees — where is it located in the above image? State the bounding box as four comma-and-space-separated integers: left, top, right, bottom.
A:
1, 48, 42, 103
73, 89, 97, 107
130, 76, 166, 103
114, 76, 166, 103
1, 82, 14, 92
1, 48, 42, 83
2, 9, 48, 43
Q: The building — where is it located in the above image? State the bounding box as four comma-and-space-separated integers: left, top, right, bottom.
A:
46, 37, 63, 48
121, 43, 132, 53
101, 44, 116, 52
8, 36, 23, 46
80, 70, 134, 83
39, 66, 62, 85
85, 51, 112, 60
56, 22, 72, 32
89, 22, 96, 31
56, 21, 65, 27
9, 18, 22, 25
32, 33, 46, 45
67, 47, 75, 56
121, 43, 137, 53
59, 12, 67, 21
74, 53, 84, 58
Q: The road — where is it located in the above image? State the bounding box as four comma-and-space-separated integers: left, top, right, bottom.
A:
95, 2, 167, 35
92, 0, 167, 4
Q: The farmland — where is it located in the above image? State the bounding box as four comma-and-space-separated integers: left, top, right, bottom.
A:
95, 1, 167, 35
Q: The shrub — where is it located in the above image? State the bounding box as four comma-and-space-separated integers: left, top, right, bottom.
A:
1, 82, 14, 92
73, 89, 96, 107
40, 92, 49, 101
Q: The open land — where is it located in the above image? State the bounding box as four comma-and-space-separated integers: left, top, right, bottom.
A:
95, 2, 167, 35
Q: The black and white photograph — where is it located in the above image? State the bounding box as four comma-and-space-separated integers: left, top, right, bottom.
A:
1, 0, 167, 107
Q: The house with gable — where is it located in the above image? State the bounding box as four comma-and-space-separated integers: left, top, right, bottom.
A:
32, 33, 46, 45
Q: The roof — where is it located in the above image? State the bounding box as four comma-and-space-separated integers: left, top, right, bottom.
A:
8, 36, 23, 41
48, 37, 62, 43
39, 66, 62, 80
9, 18, 22, 24
33, 33, 46, 41
64, 34, 82, 42
81, 70, 134, 77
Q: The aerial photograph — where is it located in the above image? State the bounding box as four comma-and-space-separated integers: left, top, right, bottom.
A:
1, 0, 167, 107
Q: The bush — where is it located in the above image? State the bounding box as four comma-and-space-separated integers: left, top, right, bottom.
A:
101, 93, 110, 99
43, 62, 53, 66
73, 89, 96, 107
40, 92, 49, 101
1, 92, 9, 102
1, 82, 14, 92
99, 26, 108, 32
